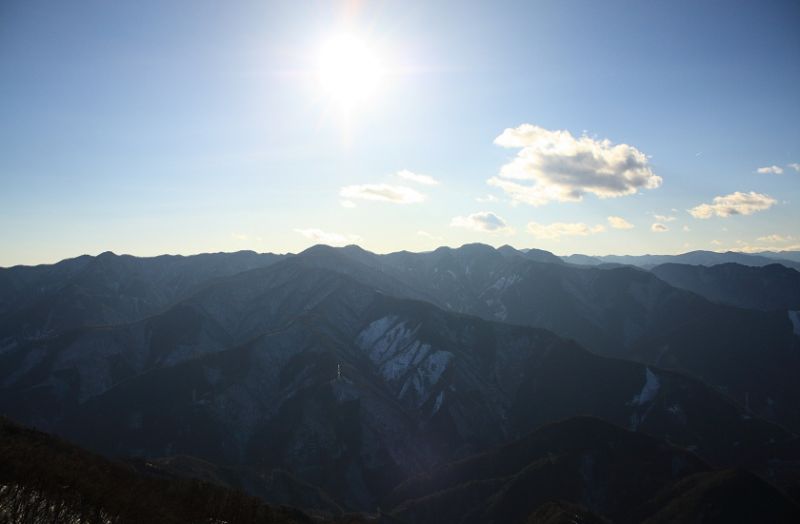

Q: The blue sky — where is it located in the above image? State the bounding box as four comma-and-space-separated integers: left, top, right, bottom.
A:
1, 0, 798, 266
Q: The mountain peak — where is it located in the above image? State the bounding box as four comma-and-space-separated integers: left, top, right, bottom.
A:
497, 244, 522, 256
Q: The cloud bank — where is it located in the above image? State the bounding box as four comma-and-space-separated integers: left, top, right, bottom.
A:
757, 234, 792, 243
488, 124, 662, 206
735, 235, 800, 253
688, 191, 776, 219
527, 221, 605, 239
450, 212, 512, 233
607, 216, 634, 229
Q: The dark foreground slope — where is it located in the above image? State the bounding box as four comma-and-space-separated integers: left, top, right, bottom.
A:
4, 413, 796, 524
0, 416, 377, 524
636, 469, 800, 524
387, 417, 800, 524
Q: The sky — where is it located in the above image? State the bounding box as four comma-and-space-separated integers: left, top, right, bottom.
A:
1, 0, 799, 266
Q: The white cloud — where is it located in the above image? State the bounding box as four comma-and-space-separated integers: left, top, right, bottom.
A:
653, 214, 676, 222
756, 165, 783, 175
688, 191, 776, 219
340, 183, 425, 204
294, 228, 361, 246
757, 234, 793, 243
711, 239, 722, 246
607, 216, 634, 229
450, 212, 513, 234
788, 163, 800, 172
339, 200, 356, 208
527, 221, 605, 239
476, 194, 499, 203
231, 232, 249, 241
682, 225, 691, 232
396, 169, 440, 186
651, 223, 669, 232
488, 124, 662, 206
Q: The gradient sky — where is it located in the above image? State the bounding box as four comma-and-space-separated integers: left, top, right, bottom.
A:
1, 0, 799, 266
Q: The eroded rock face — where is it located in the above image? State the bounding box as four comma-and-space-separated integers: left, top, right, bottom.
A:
357, 316, 452, 410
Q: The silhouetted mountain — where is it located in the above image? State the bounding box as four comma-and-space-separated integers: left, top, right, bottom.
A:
519, 247, 565, 264
0, 250, 284, 347
592, 250, 800, 271
652, 262, 800, 311
0, 415, 369, 524
295, 244, 800, 432
1, 257, 795, 511
561, 254, 603, 265
756, 251, 800, 263
2, 245, 799, 517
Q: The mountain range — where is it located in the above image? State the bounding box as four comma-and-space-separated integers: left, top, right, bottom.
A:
560, 250, 800, 271
1, 244, 799, 522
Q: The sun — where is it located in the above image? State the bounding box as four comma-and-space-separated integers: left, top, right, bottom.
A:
317, 33, 383, 111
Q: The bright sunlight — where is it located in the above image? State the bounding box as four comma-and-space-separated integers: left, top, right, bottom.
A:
317, 33, 383, 111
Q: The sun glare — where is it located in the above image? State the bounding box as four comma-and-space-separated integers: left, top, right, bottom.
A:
317, 33, 383, 111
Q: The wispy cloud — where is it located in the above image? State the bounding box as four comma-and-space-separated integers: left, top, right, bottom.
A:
451, 212, 513, 234
756, 165, 783, 175
476, 194, 499, 203
607, 216, 634, 229
651, 223, 669, 232
488, 124, 661, 206
788, 163, 800, 173
396, 169, 440, 186
294, 228, 361, 246
527, 221, 605, 239
688, 191, 776, 219
339, 184, 425, 204
653, 214, 676, 222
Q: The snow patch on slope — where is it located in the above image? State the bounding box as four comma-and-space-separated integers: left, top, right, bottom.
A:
357, 316, 453, 408
357, 316, 401, 351
432, 391, 444, 413
631, 368, 660, 406
488, 274, 521, 292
